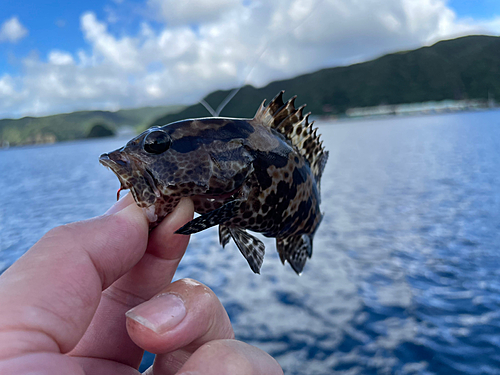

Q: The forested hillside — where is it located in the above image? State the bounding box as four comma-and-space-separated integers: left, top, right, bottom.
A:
151, 35, 500, 127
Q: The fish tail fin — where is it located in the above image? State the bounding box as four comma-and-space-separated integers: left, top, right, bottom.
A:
276, 234, 313, 275
228, 227, 265, 274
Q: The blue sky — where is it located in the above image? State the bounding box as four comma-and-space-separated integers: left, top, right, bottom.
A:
0, 0, 148, 75
0, 0, 499, 118
449, 0, 500, 18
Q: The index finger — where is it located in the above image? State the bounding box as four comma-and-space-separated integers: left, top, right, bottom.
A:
69, 197, 194, 368
0, 201, 149, 360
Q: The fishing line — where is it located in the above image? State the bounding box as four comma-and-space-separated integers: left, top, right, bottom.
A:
200, 0, 326, 117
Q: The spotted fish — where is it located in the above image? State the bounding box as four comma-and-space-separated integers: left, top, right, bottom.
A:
99, 91, 328, 274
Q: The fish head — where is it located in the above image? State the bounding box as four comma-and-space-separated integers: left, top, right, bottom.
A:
99, 119, 255, 214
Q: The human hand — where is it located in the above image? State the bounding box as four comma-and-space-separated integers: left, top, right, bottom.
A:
0, 194, 282, 374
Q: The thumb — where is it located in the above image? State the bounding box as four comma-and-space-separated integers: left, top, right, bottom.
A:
0, 201, 149, 359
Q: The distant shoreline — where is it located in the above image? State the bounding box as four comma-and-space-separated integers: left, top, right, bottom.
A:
318, 99, 498, 122
3, 104, 499, 150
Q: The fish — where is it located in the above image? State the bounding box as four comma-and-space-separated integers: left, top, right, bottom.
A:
99, 91, 328, 274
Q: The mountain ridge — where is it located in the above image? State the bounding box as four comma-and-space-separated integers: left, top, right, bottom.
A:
0, 105, 184, 146
150, 35, 500, 127
2, 34, 499, 146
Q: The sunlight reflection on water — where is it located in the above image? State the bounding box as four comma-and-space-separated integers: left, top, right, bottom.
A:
2, 110, 500, 374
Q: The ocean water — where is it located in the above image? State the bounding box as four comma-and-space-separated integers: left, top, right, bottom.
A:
1, 110, 500, 374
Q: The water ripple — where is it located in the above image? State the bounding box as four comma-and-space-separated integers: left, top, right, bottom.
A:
2, 111, 500, 374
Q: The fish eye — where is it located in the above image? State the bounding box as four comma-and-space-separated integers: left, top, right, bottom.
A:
143, 130, 171, 154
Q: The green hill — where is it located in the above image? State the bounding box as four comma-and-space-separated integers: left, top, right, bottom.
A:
150, 35, 500, 127
3, 35, 499, 146
0, 105, 184, 146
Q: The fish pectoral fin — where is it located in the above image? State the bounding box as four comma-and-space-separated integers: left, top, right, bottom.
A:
276, 235, 313, 275
219, 225, 231, 247
228, 227, 265, 274
175, 200, 241, 235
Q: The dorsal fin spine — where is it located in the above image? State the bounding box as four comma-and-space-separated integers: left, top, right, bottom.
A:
253, 91, 328, 185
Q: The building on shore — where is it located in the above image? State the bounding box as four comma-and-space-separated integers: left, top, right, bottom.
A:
346, 99, 495, 118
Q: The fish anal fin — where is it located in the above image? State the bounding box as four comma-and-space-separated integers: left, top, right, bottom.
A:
276, 234, 313, 275
228, 227, 265, 274
219, 225, 231, 248
175, 200, 240, 235
277, 238, 286, 265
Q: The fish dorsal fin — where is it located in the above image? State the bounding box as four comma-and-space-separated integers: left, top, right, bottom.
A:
253, 91, 329, 185
228, 227, 265, 274
276, 234, 313, 275
253, 90, 285, 127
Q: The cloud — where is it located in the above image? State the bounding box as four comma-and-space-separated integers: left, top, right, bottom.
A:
48, 51, 75, 65
0, 74, 15, 96
1, 0, 500, 118
0, 16, 28, 43
477, 15, 500, 34
148, 0, 240, 25
81, 12, 140, 71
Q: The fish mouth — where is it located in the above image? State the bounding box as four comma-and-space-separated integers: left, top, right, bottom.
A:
99, 152, 132, 188
99, 151, 128, 170
99, 151, 161, 203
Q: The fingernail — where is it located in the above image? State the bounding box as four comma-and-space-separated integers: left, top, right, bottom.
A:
126, 293, 186, 334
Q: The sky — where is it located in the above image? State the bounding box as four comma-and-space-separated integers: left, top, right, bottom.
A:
0, 0, 499, 118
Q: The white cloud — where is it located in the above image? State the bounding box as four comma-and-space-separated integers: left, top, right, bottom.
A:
0, 16, 28, 43
1, 0, 500, 118
0, 74, 15, 96
148, 0, 240, 25
81, 12, 140, 71
48, 51, 75, 65
474, 15, 500, 34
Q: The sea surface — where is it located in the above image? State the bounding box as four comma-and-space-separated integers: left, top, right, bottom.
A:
2, 110, 500, 374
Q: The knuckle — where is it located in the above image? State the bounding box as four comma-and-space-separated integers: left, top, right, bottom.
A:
175, 278, 214, 297
44, 224, 76, 243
